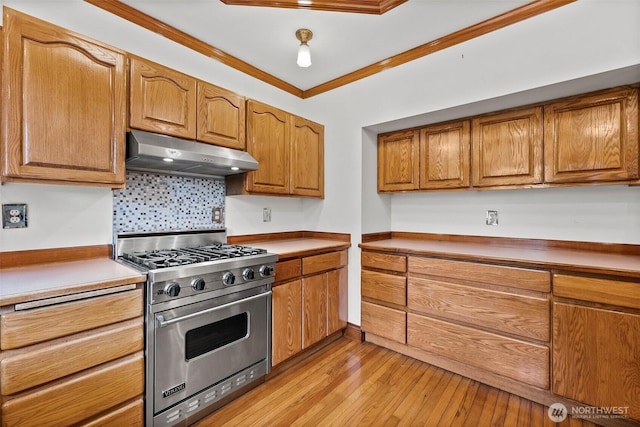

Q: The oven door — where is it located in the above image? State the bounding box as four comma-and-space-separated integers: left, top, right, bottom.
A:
153, 287, 271, 413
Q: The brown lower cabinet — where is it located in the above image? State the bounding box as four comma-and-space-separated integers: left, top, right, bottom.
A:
272, 250, 348, 366
361, 248, 640, 424
0, 284, 145, 425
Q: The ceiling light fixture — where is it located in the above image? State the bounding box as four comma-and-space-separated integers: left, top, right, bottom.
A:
295, 28, 312, 68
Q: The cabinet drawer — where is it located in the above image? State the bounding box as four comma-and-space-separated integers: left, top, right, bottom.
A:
408, 277, 549, 341
553, 274, 640, 309
361, 251, 406, 273
302, 250, 347, 276
1, 318, 143, 395
407, 313, 549, 389
1, 353, 143, 427
81, 398, 143, 427
275, 259, 301, 283
408, 257, 550, 293
1, 289, 143, 350
361, 269, 406, 306
361, 301, 406, 344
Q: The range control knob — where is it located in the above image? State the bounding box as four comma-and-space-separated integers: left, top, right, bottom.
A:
164, 282, 181, 297
259, 265, 274, 277
242, 268, 255, 280
222, 272, 236, 285
191, 277, 206, 291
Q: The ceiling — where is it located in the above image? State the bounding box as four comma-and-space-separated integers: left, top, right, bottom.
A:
89, 0, 573, 98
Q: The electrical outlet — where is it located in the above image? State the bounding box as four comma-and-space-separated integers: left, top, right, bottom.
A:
486, 210, 498, 226
3, 204, 27, 229
263, 207, 271, 222
212, 207, 224, 224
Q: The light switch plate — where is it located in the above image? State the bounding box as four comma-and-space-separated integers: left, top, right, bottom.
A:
263, 207, 271, 222
3, 204, 28, 229
486, 210, 498, 226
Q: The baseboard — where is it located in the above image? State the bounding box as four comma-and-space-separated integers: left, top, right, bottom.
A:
343, 322, 364, 342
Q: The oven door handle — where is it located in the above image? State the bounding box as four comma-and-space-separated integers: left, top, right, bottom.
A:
156, 291, 271, 328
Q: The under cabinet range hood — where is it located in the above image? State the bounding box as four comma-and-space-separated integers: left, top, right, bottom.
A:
126, 130, 258, 178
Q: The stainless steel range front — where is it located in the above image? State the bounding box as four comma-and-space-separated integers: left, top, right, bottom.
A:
116, 229, 277, 427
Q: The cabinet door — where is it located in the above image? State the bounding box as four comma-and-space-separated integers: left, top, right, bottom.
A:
246, 100, 291, 194
544, 87, 639, 183
378, 130, 419, 192
272, 280, 302, 366
553, 302, 640, 420
1, 9, 126, 186
129, 57, 197, 139
302, 274, 327, 349
196, 81, 246, 149
291, 116, 324, 198
420, 120, 470, 189
327, 267, 348, 335
472, 107, 543, 187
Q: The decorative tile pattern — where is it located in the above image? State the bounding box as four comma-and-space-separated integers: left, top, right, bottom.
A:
113, 172, 225, 232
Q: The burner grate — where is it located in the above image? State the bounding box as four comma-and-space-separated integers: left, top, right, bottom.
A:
122, 244, 267, 270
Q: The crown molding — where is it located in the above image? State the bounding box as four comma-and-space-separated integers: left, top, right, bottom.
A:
219, 0, 407, 15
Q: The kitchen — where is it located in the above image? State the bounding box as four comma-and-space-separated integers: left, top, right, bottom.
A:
1, 0, 639, 426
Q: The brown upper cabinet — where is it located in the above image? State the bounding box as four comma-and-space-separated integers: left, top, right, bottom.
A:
1, 8, 127, 187
544, 86, 639, 184
227, 99, 324, 198
129, 56, 246, 150
472, 107, 543, 187
378, 121, 470, 192
378, 84, 639, 193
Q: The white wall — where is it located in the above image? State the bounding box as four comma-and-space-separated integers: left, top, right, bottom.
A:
1, 0, 639, 325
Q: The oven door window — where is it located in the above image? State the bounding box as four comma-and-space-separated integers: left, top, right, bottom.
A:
185, 312, 249, 360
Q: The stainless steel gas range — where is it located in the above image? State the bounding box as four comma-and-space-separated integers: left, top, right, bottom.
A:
115, 229, 277, 427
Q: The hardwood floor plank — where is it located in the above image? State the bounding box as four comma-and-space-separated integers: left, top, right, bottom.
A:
503, 393, 522, 426
470, 386, 501, 427
459, 383, 493, 426
444, 379, 481, 426
489, 390, 510, 426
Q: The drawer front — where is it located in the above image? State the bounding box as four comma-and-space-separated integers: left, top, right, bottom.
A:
1, 318, 143, 395
302, 250, 348, 276
361, 301, 406, 344
407, 313, 549, 389
1, 289, 143, 350
408, 277, 549, 341
1, 353, 143, 427
361, 251, 406, 273
361, 269, 406, 306
553, 274, 640, 309
81, 399, 143, 427
408, 257, 550, 293
275, 259, 302, 283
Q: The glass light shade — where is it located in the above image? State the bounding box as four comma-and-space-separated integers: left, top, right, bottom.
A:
297, 43, 311, 67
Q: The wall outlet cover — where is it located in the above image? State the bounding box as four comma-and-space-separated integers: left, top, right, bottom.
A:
3, 204, 28, 229
486, 210, 498, 226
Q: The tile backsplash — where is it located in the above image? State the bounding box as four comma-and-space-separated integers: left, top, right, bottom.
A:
113, 172, 225, 233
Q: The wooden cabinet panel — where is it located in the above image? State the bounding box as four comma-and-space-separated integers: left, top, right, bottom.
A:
81, 399, 143, 427
327, 268, 348, 335
291, 116, 324, 197
246, 100, 291, 194
553, 274, 640, 309
0, 289, 143, 350
1, 8, 126, 187
553, 303, 640, 420
196, 81, 246, 149
407, 313, 549, 389
302, 274, 327, 349
378, 130, 420, 192
544, 87, 639, 183
129, 56, 197, 139
408, 277, 549, 341
1, 353, 143, 427
472, 107, 543, 187
361, 251, 406, 273
361, 301, 406, 344
0, 318, 142, 395
419, 120, 470, 189
361, 270, 406, 306
302, 250, 348, 275
408, 256, 550, 293
272, 279, 302, 366
275, 259, 302, 284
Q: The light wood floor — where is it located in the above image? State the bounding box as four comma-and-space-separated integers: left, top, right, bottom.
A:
197, 337, 597, 427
